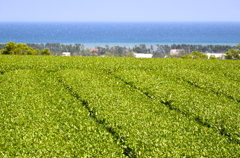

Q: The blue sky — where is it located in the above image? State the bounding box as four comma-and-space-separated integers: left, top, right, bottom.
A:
0, 0, 239, 22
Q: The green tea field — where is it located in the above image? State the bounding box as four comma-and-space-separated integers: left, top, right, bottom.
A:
0, 56, 239, 157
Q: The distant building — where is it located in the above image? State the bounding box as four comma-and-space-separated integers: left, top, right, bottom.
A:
62, 52, 71, 56
134, 53, 153, 58
205, 53, 225, 59
90, 48, 99, 52
170, 49, 184, 55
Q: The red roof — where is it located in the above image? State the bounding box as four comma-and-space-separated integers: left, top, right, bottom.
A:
90, 49, 99, 52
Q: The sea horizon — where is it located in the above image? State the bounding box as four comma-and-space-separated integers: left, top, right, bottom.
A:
0, 21, 239, 47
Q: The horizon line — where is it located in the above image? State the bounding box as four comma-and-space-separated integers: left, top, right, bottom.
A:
1, 20, 240, 23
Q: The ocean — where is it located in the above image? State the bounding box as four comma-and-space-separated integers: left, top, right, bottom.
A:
0, 22, 240, 48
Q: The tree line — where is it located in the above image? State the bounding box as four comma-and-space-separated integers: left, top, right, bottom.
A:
0, 42, 51, 55
0, 42, 239, 59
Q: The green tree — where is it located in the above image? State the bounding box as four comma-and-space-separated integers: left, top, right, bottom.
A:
82, 49, 92, 56
2, 41, 16, 54
181, 51, 207, 59
133, 46, 142, 53
104, 52, 113, 57
181, 54, 192, 59
225, 49, 240, 59
191, 51, 208, 59
1, 41, 39, 55
41, 48, 52, 55
150, 45, 154, 53
209, 55, 217, 60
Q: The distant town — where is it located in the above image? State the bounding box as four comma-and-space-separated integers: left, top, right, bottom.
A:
0, 42, 239, 59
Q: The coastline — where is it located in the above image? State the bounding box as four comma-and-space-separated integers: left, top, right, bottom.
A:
1, 42, 237, 48
79, 42, 238, 49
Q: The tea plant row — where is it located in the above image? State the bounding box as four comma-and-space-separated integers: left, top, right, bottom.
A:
113, 69, 240, 144
0, 70, 124, 157
58, 69, 240, 157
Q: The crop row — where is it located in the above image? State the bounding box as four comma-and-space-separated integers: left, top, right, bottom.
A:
113, 69, 240, 144
1, 55, 239, 72
1, 56, 240, 157
0, 70, 124, 157
58, 69, 240, 157
171, 68, 240, 102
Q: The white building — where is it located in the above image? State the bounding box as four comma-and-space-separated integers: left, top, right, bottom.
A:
170, 49, 184, 55
62, 52, 71, 56
205, 53, 225, 59
134, 53, 153, 58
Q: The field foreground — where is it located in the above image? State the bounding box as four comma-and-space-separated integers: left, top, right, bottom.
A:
0, 56, 240, 157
